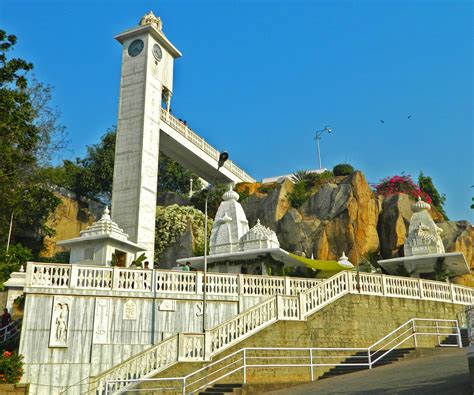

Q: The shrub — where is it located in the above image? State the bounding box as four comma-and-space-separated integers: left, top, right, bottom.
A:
333, 163, 354, 176
155, 205, 212, 261
257, 183, 277, 194
373, 174, 432, 203
288, 181, 309, 208
0, 351, 23, 384
288, 170, 334, 208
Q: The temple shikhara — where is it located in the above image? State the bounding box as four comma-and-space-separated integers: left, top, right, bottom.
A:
2, 10, 473, 395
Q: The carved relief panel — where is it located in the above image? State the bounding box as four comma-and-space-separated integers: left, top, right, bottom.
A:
123, 299, 137, 320
49, 296, 72, 348
93, 298, 110, 344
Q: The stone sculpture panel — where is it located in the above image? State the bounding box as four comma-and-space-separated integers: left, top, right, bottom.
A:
49, 296, 72, 348
123, 299, 137, 320
93, 298, 110, 344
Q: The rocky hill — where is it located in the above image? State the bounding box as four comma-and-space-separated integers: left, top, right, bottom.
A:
43, 172, 473, 285
235, 172, 473, 286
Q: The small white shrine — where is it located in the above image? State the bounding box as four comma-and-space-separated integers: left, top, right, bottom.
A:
57, 207, 145, 267
378, 197, 469, 278
404, 197, 445, 256
178, 186, 351, 275
210, 188, 280, 255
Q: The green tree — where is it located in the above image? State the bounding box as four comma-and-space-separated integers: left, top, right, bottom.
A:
0, 30, 61, 249
418, 172, 448, 219
48, 128, 203, 203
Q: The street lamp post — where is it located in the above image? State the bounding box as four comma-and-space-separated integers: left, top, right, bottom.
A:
314, 126, 332, 169
202, 152, 229, 352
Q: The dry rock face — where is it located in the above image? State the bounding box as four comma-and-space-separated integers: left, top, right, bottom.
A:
244, 172, 380, 264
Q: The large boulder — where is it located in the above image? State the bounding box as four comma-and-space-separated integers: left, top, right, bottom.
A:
438, 220, 474, 286
377, 194, 455, 259
377, 194, 413, 258
241, 178, 294, 230
277, 172, 379, 263
157, 225, 194, 269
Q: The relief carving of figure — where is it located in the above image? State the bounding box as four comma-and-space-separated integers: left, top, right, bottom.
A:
55, 303, 69, 342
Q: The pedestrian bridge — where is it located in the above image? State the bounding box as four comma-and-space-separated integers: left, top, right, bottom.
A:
159, 108, 255, 184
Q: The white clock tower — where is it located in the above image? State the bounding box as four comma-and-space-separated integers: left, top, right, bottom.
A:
111, 12, 181, 263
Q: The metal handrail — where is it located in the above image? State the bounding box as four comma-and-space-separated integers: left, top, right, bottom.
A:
0, 319, 21, 343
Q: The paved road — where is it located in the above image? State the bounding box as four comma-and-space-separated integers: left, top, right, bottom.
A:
266, 348, 471, 394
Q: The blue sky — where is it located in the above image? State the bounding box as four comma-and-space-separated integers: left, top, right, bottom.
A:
2, 0, 472, 221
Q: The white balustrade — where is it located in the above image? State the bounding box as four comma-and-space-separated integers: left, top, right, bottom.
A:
115, 268, 153, 291
354, 273, 384, 294
383, 276, 421, 299
452, 284, 474, 304
178, 334, 205, 361
28, 263, 70, 288
288, 278, 321, 296
277, 295, 300, 320
74, 266, 113, 289
304, 271, 349, 316
93, 334, 179, 395
209, 297, 277, 354
155, 270, 197, 294
205, 274, 238, 295
420, 280, 451, 302
242, 275, 285, 295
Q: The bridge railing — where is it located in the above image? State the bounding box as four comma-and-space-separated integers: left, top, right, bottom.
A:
25, 262, 322, 298
159, 108, 254, 182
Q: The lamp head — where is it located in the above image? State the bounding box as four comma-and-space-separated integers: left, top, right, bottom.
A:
218, 151, 229, 168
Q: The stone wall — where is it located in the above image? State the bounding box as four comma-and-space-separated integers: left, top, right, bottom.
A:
19, 289, 268, 394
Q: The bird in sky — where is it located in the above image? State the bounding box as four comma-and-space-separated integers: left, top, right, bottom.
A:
408, 115, 412, 119
380, 119, 385, 124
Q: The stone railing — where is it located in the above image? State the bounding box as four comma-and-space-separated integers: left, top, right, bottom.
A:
25, 262, 322, 298
89, 270, 474, 394
90, 334, 179, 394
160, 109, 255, 183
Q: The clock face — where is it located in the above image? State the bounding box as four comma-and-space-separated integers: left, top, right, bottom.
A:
128, 39, 144, 57
152, 44, 163, 61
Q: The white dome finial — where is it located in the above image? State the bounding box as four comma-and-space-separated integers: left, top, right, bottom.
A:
338, 251, 354, 268
412, 196, 431, 212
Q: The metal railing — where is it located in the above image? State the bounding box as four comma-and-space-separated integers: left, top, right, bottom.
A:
0, 319, 21, 343
103, 318, 460, 394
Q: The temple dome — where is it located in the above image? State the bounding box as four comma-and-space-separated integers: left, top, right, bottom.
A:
412, 196, 431, 212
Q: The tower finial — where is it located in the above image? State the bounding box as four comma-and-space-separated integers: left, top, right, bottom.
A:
139, 11, 163, 30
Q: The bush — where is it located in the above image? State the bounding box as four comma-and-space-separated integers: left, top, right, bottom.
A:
155, 205, 212, 261
288, 170, 334, 208
333, 163, 354, 176
0, 351, 23, 384
373, 174, 432, 203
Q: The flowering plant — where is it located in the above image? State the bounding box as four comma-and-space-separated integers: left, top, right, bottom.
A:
373, 174, 432, 203
0, 351, 23, 383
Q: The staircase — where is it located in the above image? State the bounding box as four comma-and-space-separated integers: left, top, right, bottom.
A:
198, 383, 242, 394
319, 348, 415, 379
440, 329, 469, 347
88, 270, 473, 394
